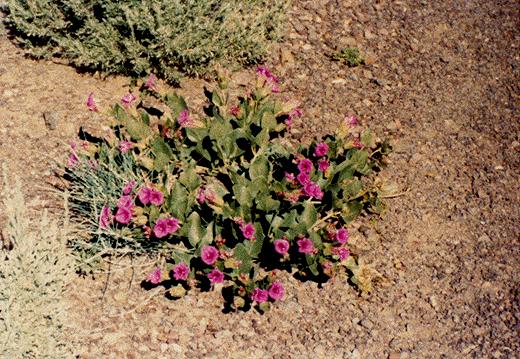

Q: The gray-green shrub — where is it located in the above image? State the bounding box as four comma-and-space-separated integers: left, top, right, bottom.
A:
4, 0, 287, 83
0, 171, 76, 359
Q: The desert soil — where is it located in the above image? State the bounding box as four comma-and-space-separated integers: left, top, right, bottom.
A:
0, 0, 519, 358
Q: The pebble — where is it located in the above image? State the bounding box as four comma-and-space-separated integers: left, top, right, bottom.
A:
42, 111, 59, 130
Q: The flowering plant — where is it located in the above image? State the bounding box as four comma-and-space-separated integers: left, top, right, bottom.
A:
65, 69, 390, 311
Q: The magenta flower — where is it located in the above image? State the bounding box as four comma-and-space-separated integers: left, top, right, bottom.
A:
153, 217, 179, 238
297, 159, 313, 174
241, 223, 256, 239
314, 142, 329, 157
114, 206, 132, 224
285, 172, 295, 181
251, 288, 269, 303
201, 245, 219, 266
284, 117, 293, 127
117, 195, 133, 209
271, 83, 280, 93
121, 93, 137, 106
318, 159, 330, 172
122, 180, 137, 195
119, 141, 135, 154
86, 92, 98, 112
296, 172, 310, 185
230, 105, 239, 116
256, 66, 278, 83
138, 187, 151, 205
322, 261, 333, 270
353, 137, 363, 149
346, 115, 359, 127
144, 74, 157, 90
147, 267, 162, 285
178, 109, 192, 127
197, 187, 206, 204
297, 237, 314, 254
333, 247, 350, 261
274, 238, 290, 255
173, 262, 190, 281
268, 281, 285, 301
303, 182, 323, 200
290, 108, 303, 118
149, 189, 164, 206
99, 205, 112, 229
335, 228, 349, 244
67, 153, 79, 168
207, 268, 224, 284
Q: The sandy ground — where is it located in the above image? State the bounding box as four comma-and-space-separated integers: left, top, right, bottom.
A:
0, 0, 518, 358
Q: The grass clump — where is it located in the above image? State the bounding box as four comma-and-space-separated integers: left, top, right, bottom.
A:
4, 0, 287, 84
331, 47, 365, 67
0, 170, 76, 358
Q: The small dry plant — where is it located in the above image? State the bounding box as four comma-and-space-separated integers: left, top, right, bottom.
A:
0, 170, 76, 359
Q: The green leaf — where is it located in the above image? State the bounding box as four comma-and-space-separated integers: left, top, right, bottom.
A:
185, 127, 208, 143
165, 93, 187, 117
341, 201, 363, 223
249, 154, 269, 181
125, 115, 151, 140
168, 182, 188, 219
151, 137, 174, 171
301, 201, 318, 230
186, 212, 203, 248
234, 243, 252, 274
179, 166, 200, 191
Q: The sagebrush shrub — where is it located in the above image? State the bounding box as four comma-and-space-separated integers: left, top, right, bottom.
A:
0, 170, 76, 358
5, 0, 287, 83
66, 69, 391, 311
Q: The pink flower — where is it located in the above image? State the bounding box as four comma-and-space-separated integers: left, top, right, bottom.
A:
201, 245, 219, 265
346, 115, 359, 127
173, 262, 190, 281
147, 267, 162, 284
144, 74, 157, 90
115, 206, 132, 224
230, 105, 239, 116
297, 238, 314, 254
332, 247, 350, 261
303, 182, 323, 200
271, 83, 280, 93
251, 288, 269, 303
318, 159, 330, 172
353, 137, 363, 149
88, 160, 99, 170
121, 93, 137, 106
153, 217, 180, 238
122, 180, 137, 195
241, 223, 256, 239
67, 153, 79, 168
284, 116, 293, 127
86, 92, 98, 112
297, 159, 313, 174
274, 238, 290, 255
119, 141, 134, 154
322, 261, 333, 270
197, 187, 206, 204
99, 205, 112, 229
149, 189, 164, 206
290, 108, 303, 118
335, 228, 349, 244
314, 142, 329, 157
178, 109, 192, 128
207, 268, 224, 284
268, 281, 285, 301
285, 172, 295, 181
117, 195, 133, 209
297, 172, 310, 185
138, 187, 152, 205
256, 66, 278, 83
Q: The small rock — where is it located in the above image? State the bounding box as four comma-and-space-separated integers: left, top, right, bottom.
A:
429, 296, 439, 310
43, 111, 59, 131
364, 29, 376, 40
349, 348, 361, 359
302, 44, 313, 51
332, 78, 347, 85
280, 48, 295, 65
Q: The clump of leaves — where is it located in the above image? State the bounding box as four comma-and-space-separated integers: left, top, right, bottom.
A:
65, 68, 391, 311
4, 0, 287, 84
331, 47, 365, 67
0, 169, 77, 358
